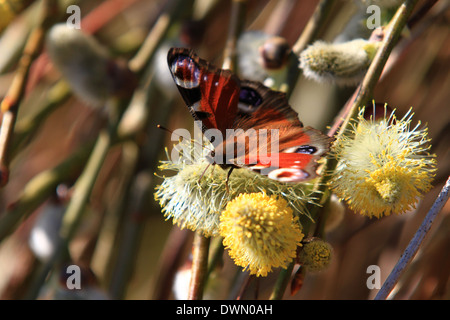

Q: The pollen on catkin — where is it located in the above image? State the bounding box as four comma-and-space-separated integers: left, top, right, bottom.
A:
219, 193, 304, 277
154, 139, 315, 237
329, 107, 436, 218
298, 239, 332, 272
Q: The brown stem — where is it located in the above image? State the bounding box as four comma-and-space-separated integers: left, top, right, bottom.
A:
188, 232, 210, 300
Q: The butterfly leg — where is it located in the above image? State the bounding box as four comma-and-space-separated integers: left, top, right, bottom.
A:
225, 166, 234, 194
197, 163, 211, 185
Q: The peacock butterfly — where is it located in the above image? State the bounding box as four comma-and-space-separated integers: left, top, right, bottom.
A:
167, 47, 332, 183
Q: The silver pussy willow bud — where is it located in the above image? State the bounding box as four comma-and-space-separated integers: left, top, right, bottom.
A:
299, 39, 380, 86
237, 31, 292, 90
46, 24, 136, 107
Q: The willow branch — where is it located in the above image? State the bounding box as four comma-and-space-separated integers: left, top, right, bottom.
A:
58, 123, 115, 242
268, 0, 336, 298
222, 0, 247, 71
330, 0, 420, 139
0, 0, 58, 187
287, 0, 335, 98
375, 176, 450, 300
292, 0, 336, 56
11, 80, 71, 157
269, 262, 294, 300
188, 233, 211, 300
128, 0, 193, 74
0, 140, 94, 242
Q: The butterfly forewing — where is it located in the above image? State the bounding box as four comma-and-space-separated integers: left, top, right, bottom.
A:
168, 48, 240, 135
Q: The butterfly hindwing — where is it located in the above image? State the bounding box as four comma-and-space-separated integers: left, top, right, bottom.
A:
237, 80, 302, 126
229, 125, 331, 181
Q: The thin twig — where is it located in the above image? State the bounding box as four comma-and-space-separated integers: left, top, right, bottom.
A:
336, 0, 420, 139
375, 175, 450, 300
25, 99, 125, 299
304, 0, 420, 256
188, 232, 211, 300
11, 80, 71, 157
323, 0, 420, 190
407, 0, 439, 29
292, 0, 336, 56
108, 163, 149, 299
236, 274, 253, 300
128, 0, 193, 74
0, 141, 95, 242
222, 0, 247, 71
269, 262, 294, 300
0, 0, 58, 187
268, 0, 336, 299
287, 0, 335, 97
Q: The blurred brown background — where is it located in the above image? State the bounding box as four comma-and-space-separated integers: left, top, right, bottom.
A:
0, 0, 448, 300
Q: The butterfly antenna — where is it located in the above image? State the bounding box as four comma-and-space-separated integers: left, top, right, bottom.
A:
156, 124, 172, 133
197, 163, 212, 184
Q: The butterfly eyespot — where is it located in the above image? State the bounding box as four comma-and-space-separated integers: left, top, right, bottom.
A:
170, 56, 201, 88
268, 168, 309, 182
284, 145, 318, 154
239, 87, 263, 107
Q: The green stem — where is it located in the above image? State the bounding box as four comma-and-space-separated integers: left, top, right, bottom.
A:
11, 80, 71, 157
269, 262, 294, 300
206, 237, 224, 278
292, 0, 336, 56
287, 0, 335, 98
24, 99, 125, 299
0, 141, 94, 242
0, 0, 59, 187
222, 0, 247, 71
128, 0, 194, 74
59, 128, 113, 241
269, 0, 421, 299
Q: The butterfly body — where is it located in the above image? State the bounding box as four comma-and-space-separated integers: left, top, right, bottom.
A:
167, 47, 332, 183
